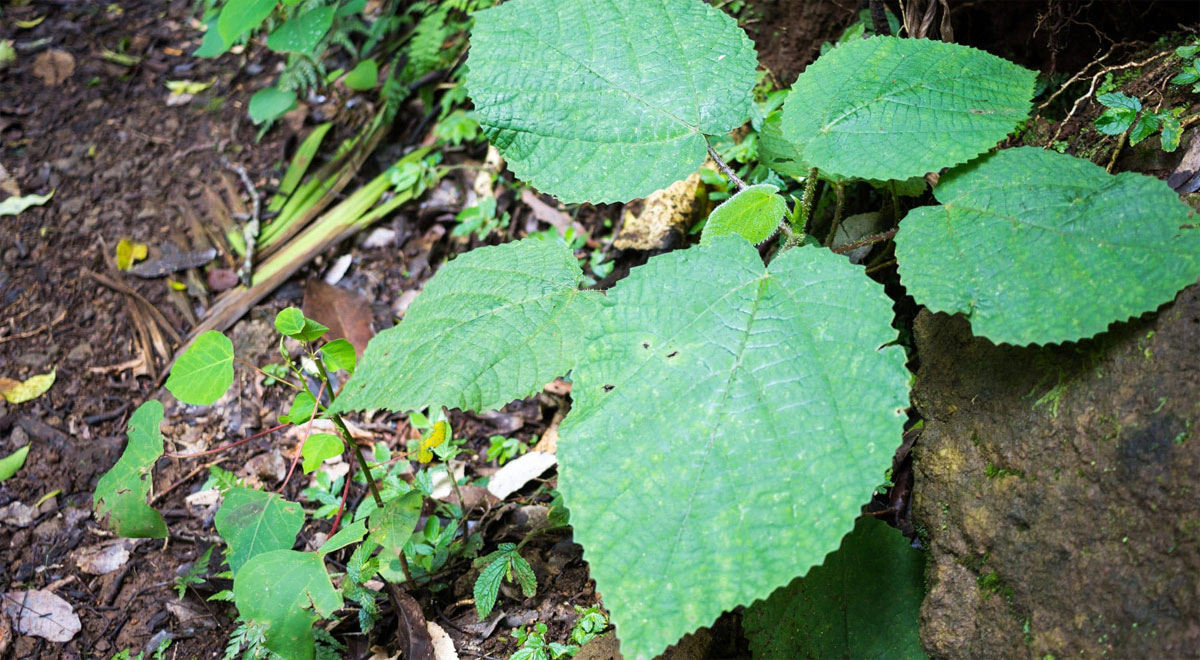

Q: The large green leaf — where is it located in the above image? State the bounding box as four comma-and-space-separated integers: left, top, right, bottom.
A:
743, 517, 927, 660
234, 550, 342, 660
781, 36, 1035, 181
93, 401, 167, 538
558, 237, 909, 660
217, 0, 276, 45
215, 487, 305, 575
166, 330, 234, 405
894, 147, 1200, 345
266, 6, 335, 56
332, 238, 601, 414
465, 0, 757, 203
701, 183, 787, 245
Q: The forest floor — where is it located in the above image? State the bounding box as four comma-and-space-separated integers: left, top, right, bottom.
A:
1, 1, 1198, 660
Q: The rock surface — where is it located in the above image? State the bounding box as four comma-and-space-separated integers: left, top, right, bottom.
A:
912, 284, 1200, 659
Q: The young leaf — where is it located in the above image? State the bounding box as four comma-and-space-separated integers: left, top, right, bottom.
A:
318, 518, 367, 555
214, 487, 305, 575
781, 36, 1035, 181
894, 147, 1200, 345
217, 0, 276, 45
367, 491, 423, 557
510, 552, 538, 597
282, 390, 318, 424
301, 433, 343, 473
701, 183, 787, 246
93, 401, 168, 538
332, 238, 602, 415
0, 444, 30, 481
234, 550, 342, 660
274, 307, 329, 342
249, 86, 298, 124
345, 59, 378, 91
742, 517, 927, 660
166, 331, 234, 405
465, 0, 757, 203
266, 6, 335, 56
320, 338, 357, 374
558, 237, 909, 660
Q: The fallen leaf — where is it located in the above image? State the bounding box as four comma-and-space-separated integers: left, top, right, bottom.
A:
0, 162, 18, 197
0, 368, 55, 404
32, 49, 74, 86
0, 501, 35, 527
0, 190, 53, 216
427, 622, 459, 660
613, 164, 711, 251
75, 540, 137, 575
1168, 130, 1200, 193
0, 444, 29, 481
486, 452, 557, 500
166, 78, 215, 96
393, 589, 435, 660
0, 40, 15, 71
437, 485, 497, 513
15, 16, 45, 29
303, 280, 375, 358
115, 238, 148, 271
1, 590, 80, 642
99, 48, 140, 67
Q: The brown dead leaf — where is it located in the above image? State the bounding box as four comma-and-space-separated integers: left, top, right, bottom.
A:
32, 50, 75, 86
2, 590, 80, 642
613, 164, 711, 251
303, 280, 375, 358
520, 188, 573, 233
391, 588, 435, 660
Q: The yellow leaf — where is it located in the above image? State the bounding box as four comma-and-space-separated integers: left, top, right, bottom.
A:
417, 420, 449, 464
115, 238, 147, 271
1, 368, 55, 404
165, 78, 216, 96
168, 279, 187, 291
15, 16, 45, 28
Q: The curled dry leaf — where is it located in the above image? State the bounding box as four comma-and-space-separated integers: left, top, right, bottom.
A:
1, 590, 80, 642
426, 622, 459, 660
75, 539, 138, 575
613, 164, 711, 251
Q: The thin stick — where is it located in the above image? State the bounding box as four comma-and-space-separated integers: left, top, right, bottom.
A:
1047, 50, 1170, 146
830, 228, 898, 255
705, 142, 747, 191
328, 453, 356, 536
824, 183, 847, 248
222, 158, 261, 286
165, 423, 288, 459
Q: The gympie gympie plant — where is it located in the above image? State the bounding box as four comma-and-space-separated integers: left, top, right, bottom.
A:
95, 1, 1199, 658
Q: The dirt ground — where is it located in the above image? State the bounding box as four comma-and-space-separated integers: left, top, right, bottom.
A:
2, 1, 1199, 659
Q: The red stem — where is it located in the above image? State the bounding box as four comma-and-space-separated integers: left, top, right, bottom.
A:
328, 457, 355, 536
278, 380, 328, 493
165, 423, 288, 459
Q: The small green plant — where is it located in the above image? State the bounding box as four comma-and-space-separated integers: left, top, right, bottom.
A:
452, 196, 508, 240
486, 434, 528, 465
511, 622, 575, 660
473, 542, 538, 619
94, 1, 1200, 659
174, 546, 214, 599
111, 638, 171, 660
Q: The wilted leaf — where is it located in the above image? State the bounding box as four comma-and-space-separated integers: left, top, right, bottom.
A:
0, 368, 54, 404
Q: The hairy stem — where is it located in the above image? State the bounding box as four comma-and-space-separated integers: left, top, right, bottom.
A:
705, 142, 748, 191
784, 168, 820, 249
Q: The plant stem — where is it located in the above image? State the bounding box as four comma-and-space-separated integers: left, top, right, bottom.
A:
315, 354, 385, 509
165, 423, 288, 459
784, 168, 820, 249
705, 142, 748, 192
824, 182, 846, 247
236, 357, 303, 392
830, 228, 898, 255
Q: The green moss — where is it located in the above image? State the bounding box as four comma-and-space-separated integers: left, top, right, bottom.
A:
985, 463, 1025, 479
